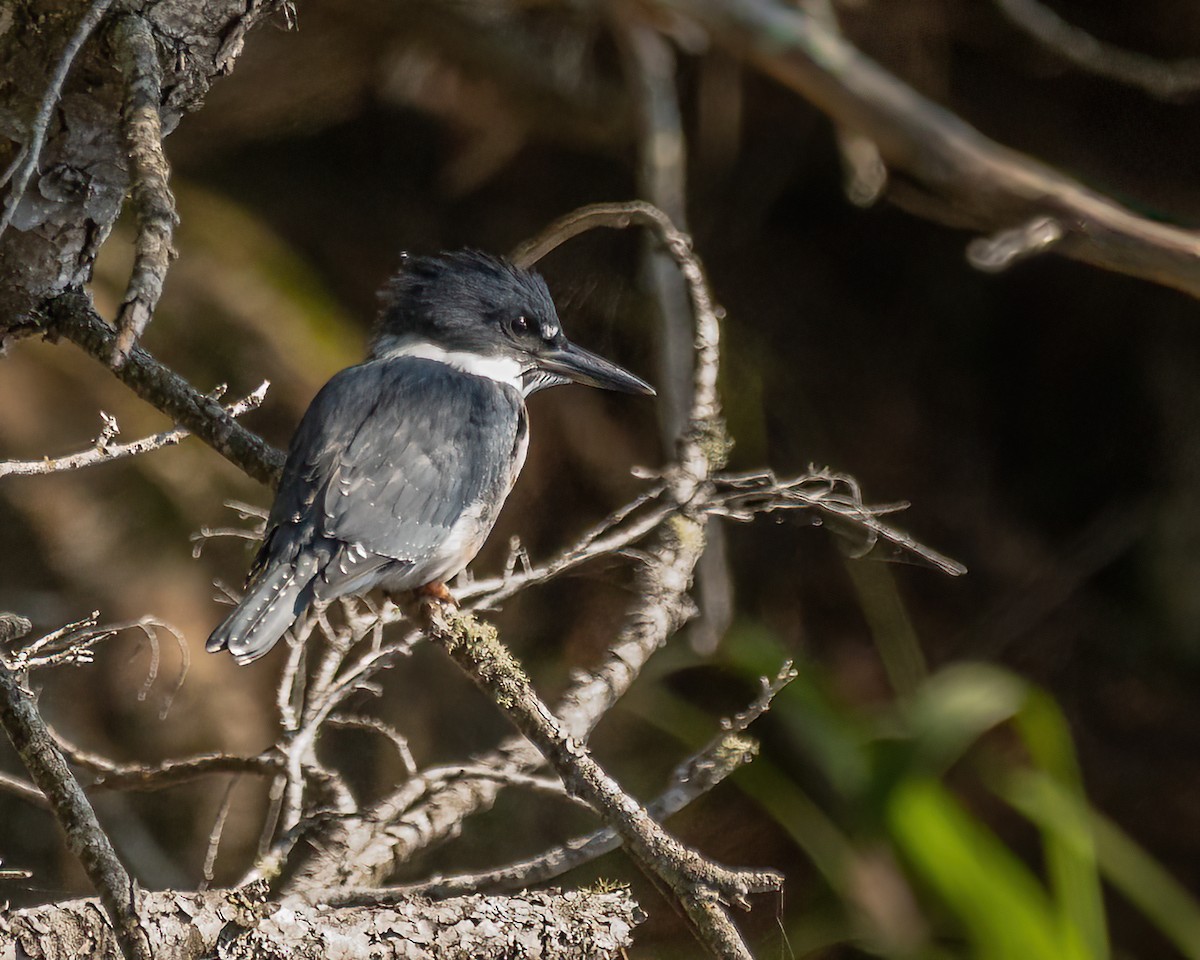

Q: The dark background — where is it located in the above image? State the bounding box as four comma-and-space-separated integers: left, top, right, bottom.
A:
2, 0, 1200, 955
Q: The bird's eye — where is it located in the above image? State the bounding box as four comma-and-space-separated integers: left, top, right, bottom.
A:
511, 316, 530, 335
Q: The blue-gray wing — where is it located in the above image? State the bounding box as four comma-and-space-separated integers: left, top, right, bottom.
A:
258, 357, 523, 597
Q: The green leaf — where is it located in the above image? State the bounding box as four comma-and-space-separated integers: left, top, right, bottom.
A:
905, 663, 1028, 774
888, 777, 1079, 960
1011, 691, 1108, 960
1003, 770, 1200, 960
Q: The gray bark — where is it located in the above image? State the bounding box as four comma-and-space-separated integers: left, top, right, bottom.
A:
0, 888, 641, 959
0, 0, 281, 333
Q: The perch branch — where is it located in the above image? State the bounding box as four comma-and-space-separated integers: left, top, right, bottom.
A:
110, 15, 179, 367
346, 662, 795, 901
423, 606, 782, 960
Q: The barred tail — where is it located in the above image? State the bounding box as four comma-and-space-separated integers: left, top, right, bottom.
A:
206, 562, 313, 664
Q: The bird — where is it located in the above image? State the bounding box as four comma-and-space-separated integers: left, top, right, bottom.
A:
207, 250, 655, 664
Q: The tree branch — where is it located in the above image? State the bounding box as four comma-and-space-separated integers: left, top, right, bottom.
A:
0, 887, 641, 960
347, 662, 795, 901
422, 606, 782, 960
110, 14, 179, 367
0, 383, 268, 479
0, 0, 115, 239
38, 290, 285, 486
994, 0, 1200, 100
0, 630, 151, 960
662, 0, 1200, 297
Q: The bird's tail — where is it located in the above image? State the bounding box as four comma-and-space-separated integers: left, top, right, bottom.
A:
206, 561, 313, 664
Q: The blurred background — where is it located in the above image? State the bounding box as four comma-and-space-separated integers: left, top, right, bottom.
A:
3, 0, 1200, 956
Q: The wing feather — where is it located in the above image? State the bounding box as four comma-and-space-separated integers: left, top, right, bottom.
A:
256, 357, 522, 596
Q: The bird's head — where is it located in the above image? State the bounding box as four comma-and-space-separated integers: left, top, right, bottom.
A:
371, 251, 655, 397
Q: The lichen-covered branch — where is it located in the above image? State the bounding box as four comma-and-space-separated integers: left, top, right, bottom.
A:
423, 607, 782, 960
346, 663, 795, 901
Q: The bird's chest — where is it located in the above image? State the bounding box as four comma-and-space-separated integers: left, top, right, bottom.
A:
425, 403, 528, 580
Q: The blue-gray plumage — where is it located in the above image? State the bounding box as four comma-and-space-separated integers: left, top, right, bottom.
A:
207, 251, 654, 663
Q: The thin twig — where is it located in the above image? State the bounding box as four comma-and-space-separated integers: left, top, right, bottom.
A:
994, 0, 1200, 100
0, 0, 116, 239
348, 662, 795, 901
199, 778, 238, 891
0, 382, 268, 479
0, 658, 152, 960
0, 857, 32, 880
709, 466, 967, 576
110, 14, 179, 367
799, 0, 886, 206
80, 752, 281, 792
0, 769, 48, 808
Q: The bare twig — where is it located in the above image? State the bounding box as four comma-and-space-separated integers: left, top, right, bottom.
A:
0, 0, 116, 239
110, 15, 179, 367
799, 0, 886, 206
0, 655, 151, 960
0, 769, 48, 808
0, 382, 268, 479
199, 778, 238, 891
994, 0, 1200, 100
664, 0, 1200, 296
0, 857, 32, 880
710, 466, 967, 576
40, 291, 285, 486
616, 17, 693, 444
325, 713, 418, 778
79, 752, 281, 792
5, 611, 116, 671
967, 215, 1064, 272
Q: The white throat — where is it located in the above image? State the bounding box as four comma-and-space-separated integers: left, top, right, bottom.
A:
374, 335, 529, 393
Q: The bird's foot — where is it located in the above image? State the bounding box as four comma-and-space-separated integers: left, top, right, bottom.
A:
415, 580, 458, 606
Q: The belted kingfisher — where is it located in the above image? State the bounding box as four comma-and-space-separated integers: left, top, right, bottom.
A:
207, 251, 654, 663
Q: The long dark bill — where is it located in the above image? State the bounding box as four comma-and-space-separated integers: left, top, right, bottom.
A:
538, 342, 656, 395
